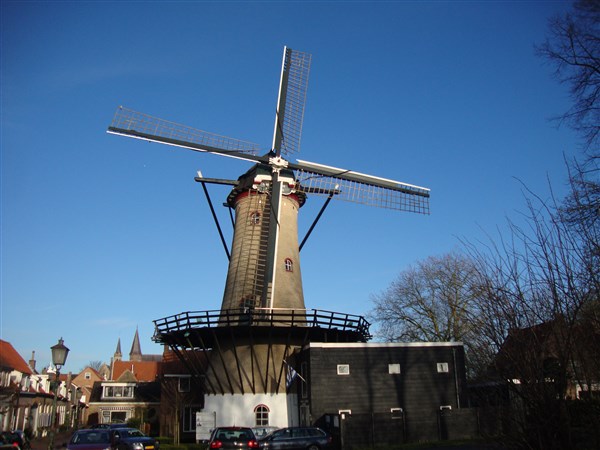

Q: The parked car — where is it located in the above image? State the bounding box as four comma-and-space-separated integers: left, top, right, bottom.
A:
208, 427, 259, 450
0, 432, 20, 450
251, 427, 278, 439
111, 428, 159, 450
0, 431, 30, 450
11, 432, 29, 450
65, 429, 113, 450
89, 423, 128, 430
258, 427, 332, 450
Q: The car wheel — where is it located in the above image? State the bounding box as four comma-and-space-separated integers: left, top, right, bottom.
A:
307, 445, 319, 450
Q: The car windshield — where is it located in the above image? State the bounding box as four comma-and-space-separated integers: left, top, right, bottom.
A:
120, 430, 145, 438
71, 432, 111, 444
215, 429, 253, 441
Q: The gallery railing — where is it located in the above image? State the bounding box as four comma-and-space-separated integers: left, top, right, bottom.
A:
153, 307, 371, 341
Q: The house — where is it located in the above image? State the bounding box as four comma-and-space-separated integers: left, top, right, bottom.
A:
292, 342, 475, 445
492, 318, 600, 400
70, 366, 103, 427
468, 317, 600, 448
0, 340, 34, 431
87, 330, 162, 435
0, 341, 81, 437
157, 349, 203, 443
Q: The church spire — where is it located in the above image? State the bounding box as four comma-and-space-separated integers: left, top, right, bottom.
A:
114, 338, 122, 362
129, 328, 142, 362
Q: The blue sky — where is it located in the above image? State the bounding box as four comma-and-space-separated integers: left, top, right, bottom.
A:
1, 1, 579, 373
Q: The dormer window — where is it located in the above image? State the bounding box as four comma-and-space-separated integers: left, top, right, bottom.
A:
284, 258, 293, 272
102, 383, 135, 399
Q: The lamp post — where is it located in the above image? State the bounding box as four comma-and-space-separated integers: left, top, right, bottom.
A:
72, 387, 82, 430
48, 338, 69, 450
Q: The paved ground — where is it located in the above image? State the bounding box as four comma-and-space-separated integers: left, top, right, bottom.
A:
28, 433, 507, 450
30, 431, 72, 450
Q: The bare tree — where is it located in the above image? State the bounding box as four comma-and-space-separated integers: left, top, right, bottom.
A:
369, 253, 490, 376
561, 157, 600, 258
536, 0, 600, 150
465, 186, 600, 449
83, 360, 104, 371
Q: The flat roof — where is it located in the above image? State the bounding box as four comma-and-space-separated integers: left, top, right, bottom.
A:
305, 341, 463, 349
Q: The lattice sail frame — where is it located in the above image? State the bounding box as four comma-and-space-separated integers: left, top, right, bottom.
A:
295, 168, 430, 214
109, 106, 261, 155
274, 48, 311, 156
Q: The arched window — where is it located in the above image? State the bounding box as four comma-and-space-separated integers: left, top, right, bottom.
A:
284, 258, 293, 272
250, 211, 261, 225
254, 404, 269, 426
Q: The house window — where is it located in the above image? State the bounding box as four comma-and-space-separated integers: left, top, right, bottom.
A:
284, 258, 293, 272
85, 372, 91, 380
102, 410, 128, 423
437, 362, 449, 373
103, 384, 134, 399
183, 406, 202, 432
179, 377, 191, 392
254, 404, 269, 426
388, 363, 401, 374
250, 211, 261, 225
390, 408, 403, 419
337, 364, 350, 375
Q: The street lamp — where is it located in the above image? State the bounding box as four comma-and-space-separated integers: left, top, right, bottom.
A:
48, 338, 69, 450
72, 387, 83, 429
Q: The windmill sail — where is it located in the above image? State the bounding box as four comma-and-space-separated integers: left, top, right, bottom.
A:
292, 159, 430, 213
272, 47, 311, 156
108, 106, 262, 160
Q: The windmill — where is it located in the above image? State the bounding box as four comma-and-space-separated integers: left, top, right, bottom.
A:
107, 47, 430, 425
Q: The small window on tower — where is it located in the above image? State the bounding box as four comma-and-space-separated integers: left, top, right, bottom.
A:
284, 258, 293, 272
250, 211, 261, 225
240, 295, 256, 310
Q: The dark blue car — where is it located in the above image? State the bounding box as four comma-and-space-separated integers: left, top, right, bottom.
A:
259, 427, 332, 450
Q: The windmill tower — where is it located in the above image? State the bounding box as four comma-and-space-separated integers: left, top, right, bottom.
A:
107, 47, 430, 427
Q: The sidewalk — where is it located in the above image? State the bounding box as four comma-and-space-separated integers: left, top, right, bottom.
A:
30, 431, 72, 450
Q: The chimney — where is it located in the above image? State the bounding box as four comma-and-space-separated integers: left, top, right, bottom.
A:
29, 351, 36, 373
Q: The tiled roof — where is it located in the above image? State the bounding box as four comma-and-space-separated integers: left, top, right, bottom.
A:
112, 360, 160, 382
0, 340, 32, 375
